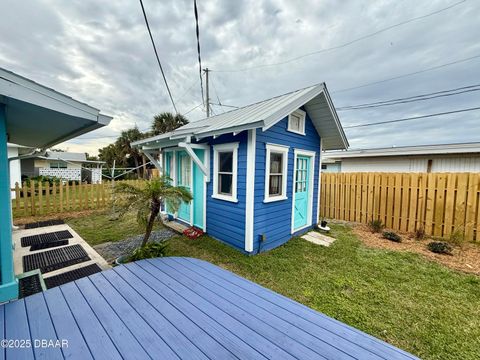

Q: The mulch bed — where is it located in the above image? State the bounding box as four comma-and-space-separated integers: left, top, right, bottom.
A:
353, 224, 480, 276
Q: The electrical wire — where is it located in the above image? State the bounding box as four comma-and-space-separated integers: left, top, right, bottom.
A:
332, 54, 480, 94
139, 0, 178, 113
214, 0, 466, 72
183, 103, 204, 116
337, 84, 480, 110
344, 106, 480, 129
210, 102, 240, 109
194, 0, 205, 106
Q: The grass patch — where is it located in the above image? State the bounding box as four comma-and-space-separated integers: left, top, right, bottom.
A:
66, 211, 162, 246
69, 213, 479, 360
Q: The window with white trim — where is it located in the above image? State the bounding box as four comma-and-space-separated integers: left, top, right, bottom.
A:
287, 109, 306, 135
264, 144, 289, 202
213, 143, 238, 202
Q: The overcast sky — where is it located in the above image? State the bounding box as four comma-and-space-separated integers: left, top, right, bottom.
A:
1, 0, 479, 154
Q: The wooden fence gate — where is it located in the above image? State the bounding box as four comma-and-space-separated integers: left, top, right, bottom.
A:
319, 172, 480, 241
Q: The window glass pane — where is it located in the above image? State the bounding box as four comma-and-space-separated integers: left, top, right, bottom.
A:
180, 155, 191, 186
219, 174, 232, 195
269, 153, 283, 173
219, 152, 233, 172
290, 114, 300, 131
269, 175, 282, 196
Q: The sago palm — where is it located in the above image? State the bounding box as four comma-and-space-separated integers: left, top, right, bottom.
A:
114, 177, 192, 246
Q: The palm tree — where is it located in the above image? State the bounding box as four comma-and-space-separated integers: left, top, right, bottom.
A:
115, 177, 192, 246
152, 112, 188, 135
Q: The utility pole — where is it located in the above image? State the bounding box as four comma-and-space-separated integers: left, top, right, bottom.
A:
204, 68, 210, 117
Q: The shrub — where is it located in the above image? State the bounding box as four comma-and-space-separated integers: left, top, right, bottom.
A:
129, 241, 169, 261
449, 229, 466, 247
368, 219, 384, 233
383, 231, 402, 243
427, 241, 453, 255
414, 227, 426, 240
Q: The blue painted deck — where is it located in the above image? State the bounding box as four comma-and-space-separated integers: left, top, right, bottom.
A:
0, 257, 418, 359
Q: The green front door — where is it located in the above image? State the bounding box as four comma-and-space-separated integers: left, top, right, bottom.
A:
293, 156, 310, 230
177, 151, 191, 222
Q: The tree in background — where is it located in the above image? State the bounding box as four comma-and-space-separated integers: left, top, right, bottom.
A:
97, 113, 189, 178
152, 112, 188, 135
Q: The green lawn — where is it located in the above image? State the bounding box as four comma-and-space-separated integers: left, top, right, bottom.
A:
69, 214, 480, 360
66, 211, 162, 246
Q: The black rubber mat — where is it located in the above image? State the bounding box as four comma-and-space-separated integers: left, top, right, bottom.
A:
24, 219, 65, 229
18, 273, 43, 299
30, 239, 69, 251
21, 230, 73, 247
44, 263, 102, 289
23, 244, 90, 273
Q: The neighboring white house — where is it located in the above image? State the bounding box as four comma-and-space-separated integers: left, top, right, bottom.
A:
323, 142, 480, 173
21, 151, 105, 183
7, 143, 24, 198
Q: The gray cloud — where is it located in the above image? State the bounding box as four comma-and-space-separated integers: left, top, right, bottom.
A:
0, 0, 478, 154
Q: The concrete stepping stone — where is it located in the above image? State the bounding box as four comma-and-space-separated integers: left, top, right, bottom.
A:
301, 231, 336, 247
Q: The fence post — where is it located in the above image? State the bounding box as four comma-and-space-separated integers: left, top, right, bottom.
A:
45, 182, 50, 214
59, 182, 64, 213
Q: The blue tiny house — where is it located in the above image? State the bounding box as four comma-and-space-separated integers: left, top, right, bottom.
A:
134, 83, 348, 254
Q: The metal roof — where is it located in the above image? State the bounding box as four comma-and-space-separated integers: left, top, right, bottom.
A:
324, 142, 480, 159
132, 83, 348, 150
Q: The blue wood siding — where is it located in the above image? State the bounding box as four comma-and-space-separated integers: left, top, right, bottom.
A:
204, 132, 248, 251
254, 112, 321, 253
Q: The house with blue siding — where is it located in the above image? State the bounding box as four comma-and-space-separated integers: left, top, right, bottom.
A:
133, 83, 348, 253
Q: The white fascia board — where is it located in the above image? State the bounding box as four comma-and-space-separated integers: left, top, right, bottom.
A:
195, 121, 264, 140
0, 77, 98, 120
262, 84, 325, 132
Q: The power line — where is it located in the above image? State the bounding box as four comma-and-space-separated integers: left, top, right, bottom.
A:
344, 106, 480, 129
183, 103, 203, 116
338, 84, 480, 110
214, 0, 466, 72
139, 0, 178, 113
194, 0, 205, 106
332, 54, 480, 94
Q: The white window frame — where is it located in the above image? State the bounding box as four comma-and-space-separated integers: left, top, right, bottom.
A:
212, 142, 239, 203
287, 109, 306, 135
264, 143, 289, 203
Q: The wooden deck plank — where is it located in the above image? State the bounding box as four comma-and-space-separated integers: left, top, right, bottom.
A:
43, 287, 94, 360
87, 273, 180, 359
132, 260, 301, 360
24, 293, 64, 360
113, 265, 236, 360
73, 277, 151, 360
4, 300, 35, 359
119, 262, 272, 360
101, 269, 207, 360
163, 257, 388, 360
0, 257, 418, 360
185, 258, 418, 360
153, 258, 364, 360
59, 282, 122, 359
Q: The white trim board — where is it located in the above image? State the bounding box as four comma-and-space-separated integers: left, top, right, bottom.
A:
291, 148, 316, 234
244, 129, 256, 252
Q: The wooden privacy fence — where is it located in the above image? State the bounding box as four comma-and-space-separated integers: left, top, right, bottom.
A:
11, 180, 144, 217
320, 172, 480, 241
